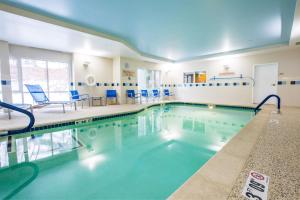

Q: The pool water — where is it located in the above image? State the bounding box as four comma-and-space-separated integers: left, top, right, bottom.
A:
0, 104, 254, 199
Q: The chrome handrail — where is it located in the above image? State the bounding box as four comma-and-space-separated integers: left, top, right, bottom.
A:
254, 94, 281, 114
0, 101, 35, 135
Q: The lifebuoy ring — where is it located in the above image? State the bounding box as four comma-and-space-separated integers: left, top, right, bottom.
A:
85, 74, 96, 86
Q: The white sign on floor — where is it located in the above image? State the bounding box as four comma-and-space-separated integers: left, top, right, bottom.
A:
242, 170, 270, 200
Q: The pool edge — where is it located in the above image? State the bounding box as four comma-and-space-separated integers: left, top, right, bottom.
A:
167, 107, 269, 200
0, 101, 255, 135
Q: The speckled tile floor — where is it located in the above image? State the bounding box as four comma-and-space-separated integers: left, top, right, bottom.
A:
227, 107, 300, 200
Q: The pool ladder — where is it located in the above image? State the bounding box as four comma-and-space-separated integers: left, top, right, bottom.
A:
0, 101, 35, 136
254, 94, 281, 114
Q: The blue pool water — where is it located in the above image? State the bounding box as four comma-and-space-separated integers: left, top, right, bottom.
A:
0, 104, 254, 199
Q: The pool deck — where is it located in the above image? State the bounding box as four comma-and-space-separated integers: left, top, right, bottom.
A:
0, 101, 299, 200
0, 102, 164, 133
227, 106, 300, 200
169, 106, 300, 200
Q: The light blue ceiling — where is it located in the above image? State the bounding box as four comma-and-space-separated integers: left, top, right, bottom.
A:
0, 0, 297, 62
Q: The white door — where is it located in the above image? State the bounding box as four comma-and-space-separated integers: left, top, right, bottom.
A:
253, 63, 278, 104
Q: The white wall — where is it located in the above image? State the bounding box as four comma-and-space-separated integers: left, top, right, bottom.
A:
119, 57, 161, 104
112, 56, 122, 104
0, 40, 12, 102
72, 56, 162, 104
2, 41, 300, 108
72, 53, 113, 98
160, 47, 300, 107
9, 45, 72, 63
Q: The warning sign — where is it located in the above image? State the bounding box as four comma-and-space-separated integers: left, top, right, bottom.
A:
242, 170, 270, 200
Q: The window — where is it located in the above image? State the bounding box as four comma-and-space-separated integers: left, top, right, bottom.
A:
10, 58, 20, 91
184, 73, 194, 83
10, 58, 22, 103
48, 62, 69, 101
137, 69, 161, 90
10, 58, 71, 104
22, 59, 48, 104
22, 59, 48, 89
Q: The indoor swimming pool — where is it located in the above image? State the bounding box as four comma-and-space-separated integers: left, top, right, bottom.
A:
0, 104, 254, 199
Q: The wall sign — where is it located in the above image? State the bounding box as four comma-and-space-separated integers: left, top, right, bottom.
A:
242, 170, 270, 200
195, 71, 206, 83
219, 65, 235, 76
122, 70, 135, 80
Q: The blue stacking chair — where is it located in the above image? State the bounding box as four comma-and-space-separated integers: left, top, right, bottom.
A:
163, 89, 174, 99
70, 90, 90, 108
141, 90, 149, 102
126, 90, 141, 104
152, 89, 160, 101
25, 84, 77, 113
105, 90, 118, 105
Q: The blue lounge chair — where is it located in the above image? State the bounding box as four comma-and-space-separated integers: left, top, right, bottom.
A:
70, 90, 90, 108
105, 90, 118, 105
126, 90, 141, 104
25, 84, 77, 113
141, 90, 149, 102
152, 89, 160, 101
163, 89, 174, 99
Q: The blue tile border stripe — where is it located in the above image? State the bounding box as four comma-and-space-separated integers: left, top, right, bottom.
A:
277, 81, 287, 85
69, 81, 300, 88
1, 80, 11, 85
290, 80, 300, 85
277, 80, 300, 85
160, 82, 252, 87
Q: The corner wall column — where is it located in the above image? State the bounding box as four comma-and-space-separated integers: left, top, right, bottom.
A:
0, 40, 12, 103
